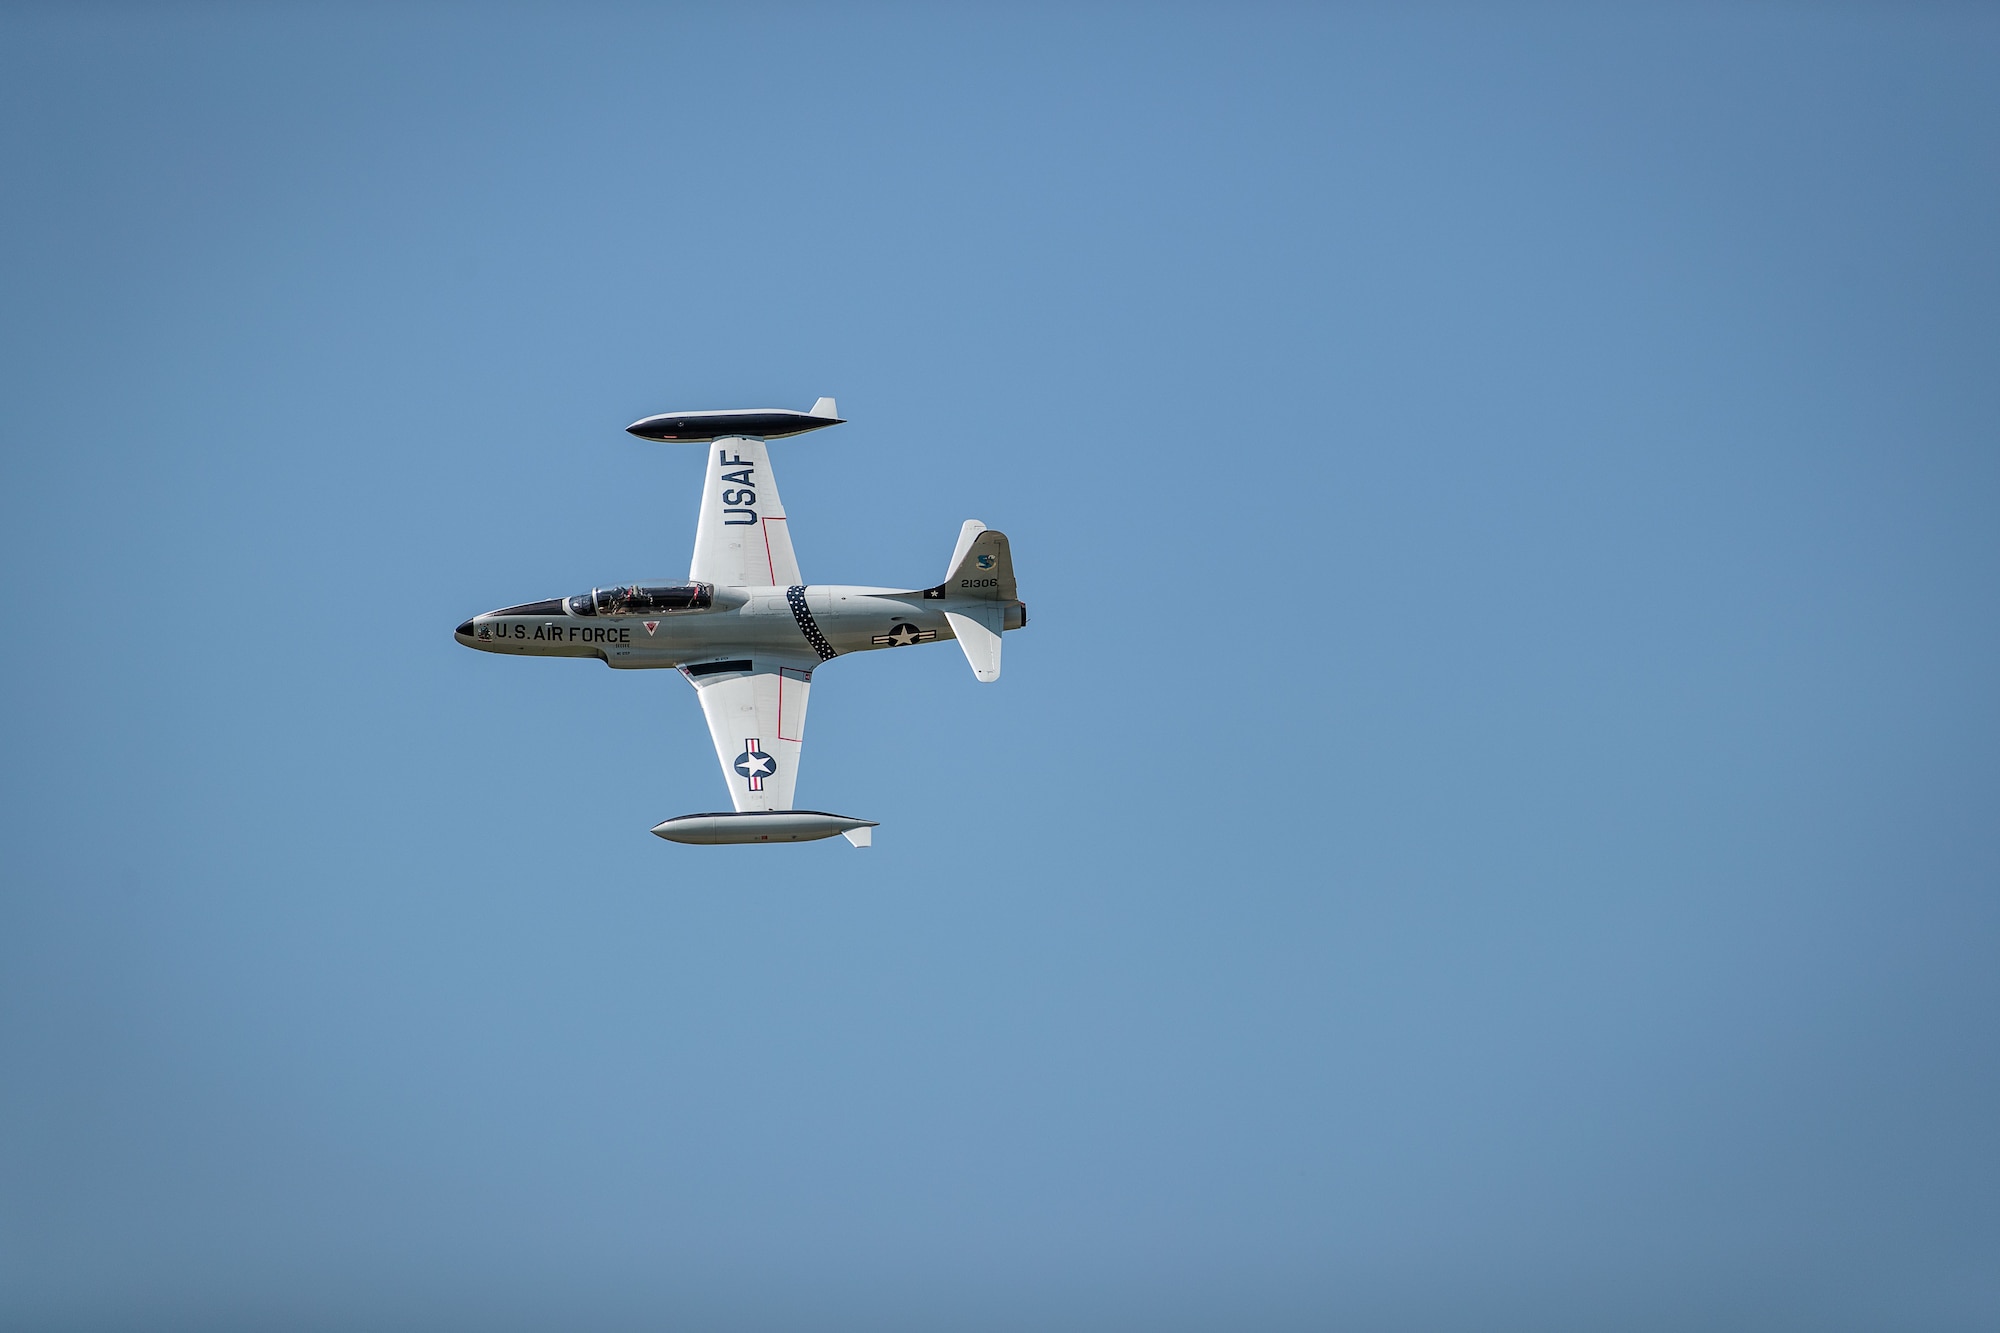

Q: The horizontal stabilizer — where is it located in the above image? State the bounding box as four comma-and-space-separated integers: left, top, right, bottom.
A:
652, 810, 877, 845
945, 607, 1002, 682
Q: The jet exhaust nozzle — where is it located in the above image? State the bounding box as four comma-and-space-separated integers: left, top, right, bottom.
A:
652, 810, 876, 846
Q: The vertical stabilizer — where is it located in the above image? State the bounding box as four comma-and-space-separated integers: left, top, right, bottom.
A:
942, 526, 1015, 602
945, 519, 987, 582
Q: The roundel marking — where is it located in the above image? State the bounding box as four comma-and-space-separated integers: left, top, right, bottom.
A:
734, 739, 777, 791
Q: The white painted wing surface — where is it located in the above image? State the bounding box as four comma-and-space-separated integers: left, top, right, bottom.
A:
689, 437, 802, 588
686, 665, 814, 811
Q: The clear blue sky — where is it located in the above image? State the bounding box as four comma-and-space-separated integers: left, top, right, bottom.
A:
3, 5, 1997, 1329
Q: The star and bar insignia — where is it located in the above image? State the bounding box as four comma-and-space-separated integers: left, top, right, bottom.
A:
871, 622, 938, 648
734, 739, 776, 791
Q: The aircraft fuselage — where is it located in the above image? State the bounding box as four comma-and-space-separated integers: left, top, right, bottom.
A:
455, 584, 1025, 670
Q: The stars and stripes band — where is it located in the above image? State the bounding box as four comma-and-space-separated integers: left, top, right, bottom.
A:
786, 585, 837, 661
734, 739, 776, 791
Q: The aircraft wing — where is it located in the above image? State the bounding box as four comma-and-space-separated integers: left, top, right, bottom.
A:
681, 659, 816, 811
689, 437, 803, 588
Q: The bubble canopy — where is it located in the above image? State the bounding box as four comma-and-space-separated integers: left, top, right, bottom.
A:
566, 582, 713, 617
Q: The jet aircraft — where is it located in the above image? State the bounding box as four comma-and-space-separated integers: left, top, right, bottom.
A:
454, 399, 1024, 846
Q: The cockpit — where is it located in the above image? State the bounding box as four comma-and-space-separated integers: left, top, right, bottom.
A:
566, 582, 714, 617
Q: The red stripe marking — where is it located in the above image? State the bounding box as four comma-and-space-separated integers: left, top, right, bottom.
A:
761, 516, 787, 584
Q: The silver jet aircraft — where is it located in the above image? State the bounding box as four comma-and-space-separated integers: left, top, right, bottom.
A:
454, 399, 1024, 847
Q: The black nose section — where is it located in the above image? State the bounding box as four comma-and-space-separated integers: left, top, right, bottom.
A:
455, 619, 476, 638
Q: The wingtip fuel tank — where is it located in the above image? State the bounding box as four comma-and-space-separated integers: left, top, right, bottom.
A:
651, 810, 878, 846
626, 399, 844, 443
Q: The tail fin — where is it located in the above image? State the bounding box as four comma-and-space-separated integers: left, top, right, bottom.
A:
942, 522, 1015, 600
945, 519, 986, 582
937, 522, 1015, 682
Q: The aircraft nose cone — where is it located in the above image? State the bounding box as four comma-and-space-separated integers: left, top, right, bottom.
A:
455, 619, 476, 639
